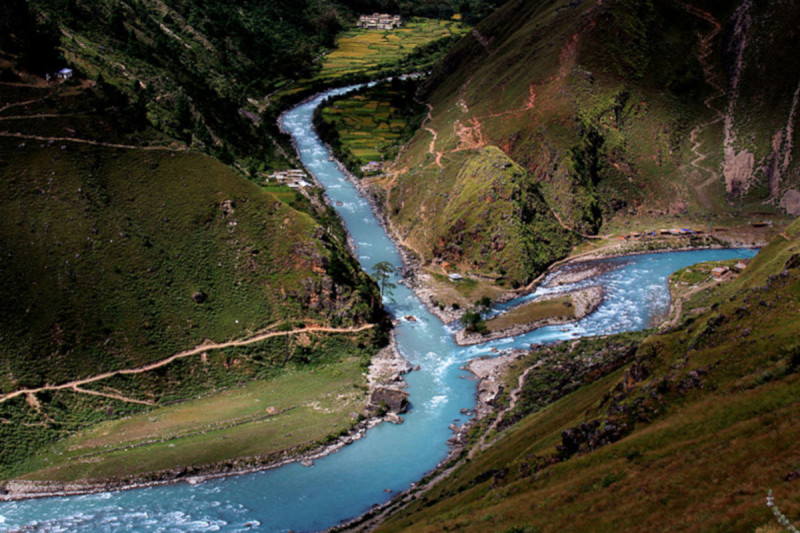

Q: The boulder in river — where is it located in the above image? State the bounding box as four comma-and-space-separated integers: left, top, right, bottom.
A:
368, 387, 409, 415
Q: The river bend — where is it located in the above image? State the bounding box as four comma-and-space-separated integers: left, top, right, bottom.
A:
0, 85, 757, 532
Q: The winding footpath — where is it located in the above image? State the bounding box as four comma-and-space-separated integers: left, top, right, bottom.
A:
0, 131, 185, 151
684, 4, 725, 205
0, 324, 374, 406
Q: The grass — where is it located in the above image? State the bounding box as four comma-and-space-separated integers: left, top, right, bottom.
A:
376, 223, 800, 532
0, 78, 382, 478
387, 145, 575, 286
484, 297, 574, 333
15, 355, 368, 482
0, 137, 349, 388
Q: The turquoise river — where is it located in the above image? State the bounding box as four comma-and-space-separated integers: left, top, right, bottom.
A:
0, 85, 757, 532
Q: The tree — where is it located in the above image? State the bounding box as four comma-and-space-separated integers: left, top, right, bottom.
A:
371, 261, 397, 301
475, 296, 492, 310
461, 308, 487, 334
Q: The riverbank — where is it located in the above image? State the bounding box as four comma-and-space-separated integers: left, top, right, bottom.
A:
0, 336, 413, 502
454, 286, 604, 346
307, 115, 463, 327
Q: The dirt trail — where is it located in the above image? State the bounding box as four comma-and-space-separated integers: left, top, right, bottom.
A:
0, 96, 54, 114
0, 131, 184, 151
421, 103, 444, 168
72, 386, 155, 406
0, 324, 374, 406
684, 4, 725, 205
468, 361, 536, 459
0, 113, 86, 121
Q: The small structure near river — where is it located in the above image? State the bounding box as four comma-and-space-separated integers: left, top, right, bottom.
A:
267, 169, 311, 188
357, 13, 403, 30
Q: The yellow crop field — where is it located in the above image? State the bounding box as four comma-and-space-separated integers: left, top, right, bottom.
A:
316, 18, 469, 81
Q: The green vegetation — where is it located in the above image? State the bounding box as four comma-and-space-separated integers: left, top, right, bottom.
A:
0, 0, 501, 488
388, 145, 575, 286
0, 71, 382, 478
376, 221, 800, 532
484, 297, 574, 333
315, 78, 426, 176
12, 347, 370, 482
17, 0, 362, 169
371, 261, 397, 299
460, 309, 487, 334
315, 18, 468, 81
0, 137, 377, 390
382, 0, 798, 294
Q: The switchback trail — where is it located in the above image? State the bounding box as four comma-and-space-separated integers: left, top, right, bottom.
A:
684, 4, 724, 205
421, 103, 443, 168
0, 324, 375, 406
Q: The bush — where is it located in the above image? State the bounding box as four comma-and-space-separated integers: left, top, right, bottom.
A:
461, 309, 487, 334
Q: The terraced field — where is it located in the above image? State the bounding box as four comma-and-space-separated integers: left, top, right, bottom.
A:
316, 18, 468, 80
273, 17, 469, 103
317, 81, 425, 171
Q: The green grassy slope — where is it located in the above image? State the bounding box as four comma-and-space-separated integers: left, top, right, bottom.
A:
0, 65, 382, 477
382, 0, 800, 284
8, 335, 375, 482
377, 219, 800, 532
5, 0, 359, 167
0, 139, 378, 389
391, 146, 574, 285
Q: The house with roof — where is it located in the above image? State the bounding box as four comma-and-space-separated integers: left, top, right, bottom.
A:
358, 13, 403, 30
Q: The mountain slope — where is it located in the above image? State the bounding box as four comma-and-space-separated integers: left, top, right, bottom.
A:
0, 22, 384, 475
375, 219, 800, 533
379, 0, 800, 285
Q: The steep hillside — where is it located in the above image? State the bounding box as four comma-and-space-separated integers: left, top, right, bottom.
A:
374, 219, 800, 532
0, 51, 383, 477
388, 144, 574, 286
722, 1, 800, 211
9, 0, 358, 165
380, 0, 800, 285
6, 0, 502, 171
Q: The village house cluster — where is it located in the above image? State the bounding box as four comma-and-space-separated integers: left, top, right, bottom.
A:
357, 13, 403, 30
360, 161, 388, 175
267, 169, 311, 189
45, 68, 73, 82
712, 259, 750, 280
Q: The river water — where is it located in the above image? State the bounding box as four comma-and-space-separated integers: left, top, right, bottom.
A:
0, 85, 757, 532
